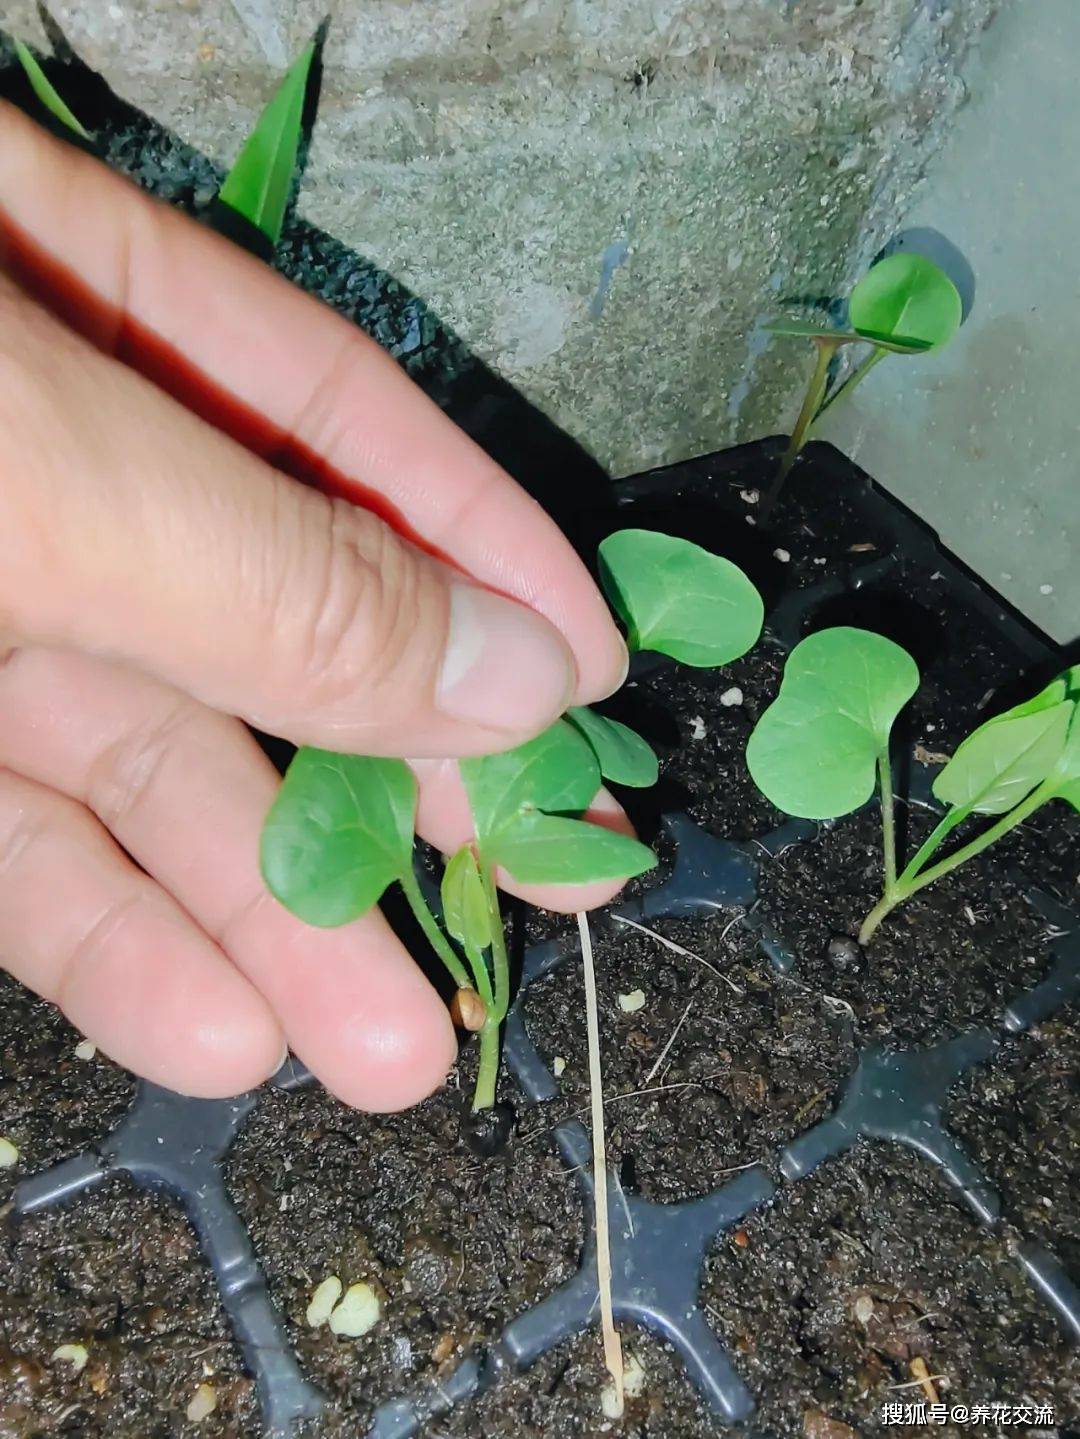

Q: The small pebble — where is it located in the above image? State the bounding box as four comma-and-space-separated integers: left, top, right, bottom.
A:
51, 1343, 88, 1373
827, 935, 862, 972
306, 1276, 343, 1328
720, 687, 743, 707
0, 1137, 18, 1168
617, 989, 646, 1013
329, 1282, 382, 1338
854, 1293, 875, 1325
689, 716, 707, 741
552, 1056, 566, 1077
773, 548, 791, 562
74, 1040, 97, 1061
186, 1383, 218, 1422
1040, 583, 1054, 595
739, 488, 759, 505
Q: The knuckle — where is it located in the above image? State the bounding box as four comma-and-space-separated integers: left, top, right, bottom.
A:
291, 497, 429, 708
0, 778, 49, 881
55, 891, 143, 1008
87, 698, 197, 832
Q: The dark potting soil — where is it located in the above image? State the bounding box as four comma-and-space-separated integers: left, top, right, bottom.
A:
2, 445, 1078, 1437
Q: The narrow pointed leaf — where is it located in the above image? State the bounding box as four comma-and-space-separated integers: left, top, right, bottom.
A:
441, 845, 491, 951
933, 702, 1073, 816
746, 627, 919, 820
260, 748, 415, 926
460, 721, 600, 847
218, 38, 316, 245
566, 706, 658, 787
766, 317, 931, 355
1046, 668, 1080, 811
490, 812, 657, 885
14, 39, 90, 139
848, 253, 961, 352
598, 530, 763, 666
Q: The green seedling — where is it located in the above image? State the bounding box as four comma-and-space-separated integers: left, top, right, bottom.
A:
217, 33, 318, 246
747, 630, 1080, 944
761, 254, 962, 514
14, 37, 91, 138
261, 530, 764, 1114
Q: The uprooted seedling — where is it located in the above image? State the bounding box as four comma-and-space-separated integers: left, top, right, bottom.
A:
760, 253, 963, 516
747, 627, 1080, 944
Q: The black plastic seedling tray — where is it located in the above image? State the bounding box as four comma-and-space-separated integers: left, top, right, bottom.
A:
13, 442, 1080, 1437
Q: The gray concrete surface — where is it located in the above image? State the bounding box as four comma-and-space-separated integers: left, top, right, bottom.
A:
821, 0, 1079, 645
2, 0, 994, 477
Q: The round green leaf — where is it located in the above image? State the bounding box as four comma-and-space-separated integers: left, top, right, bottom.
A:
441, 845, 491, 951
260, 748, 416, 926
566, 707, 658, 787
598, 529, 764, 667
491, 813, 657, 885
848, 254, 962, 352
746, 627, 920, 820
460, 720, 600, 846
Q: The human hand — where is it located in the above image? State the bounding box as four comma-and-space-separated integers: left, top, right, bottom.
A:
0, 102, 631, 1110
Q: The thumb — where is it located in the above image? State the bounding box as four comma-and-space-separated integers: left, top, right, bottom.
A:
0, 276, 577, 755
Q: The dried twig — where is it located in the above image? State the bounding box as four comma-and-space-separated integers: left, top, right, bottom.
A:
644, 1000, 694, 1085
578, 910, 623, 1416
612, 914, 743, 993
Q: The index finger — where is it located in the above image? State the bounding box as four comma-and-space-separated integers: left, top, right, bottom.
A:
0, 102, 626, 705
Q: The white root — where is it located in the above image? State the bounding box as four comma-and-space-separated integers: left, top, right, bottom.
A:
578, 910, 623, 1418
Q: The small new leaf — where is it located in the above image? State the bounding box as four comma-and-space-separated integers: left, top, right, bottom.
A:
598, 530, 764, 666
14, 39, 90, 139
491, 812, 657, 885
460, 721, 600, 845
566, 707, 658, 788
746, 627, 919, 819
218, 37, 316, 245
441, 845, 491, 952
848, 253, 962, 352
933, 677, 1074, 816
260, 748, 415, 926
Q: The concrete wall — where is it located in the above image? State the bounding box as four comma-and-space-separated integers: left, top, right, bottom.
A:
821, 0, 1079, 645
2, 0, 995, 477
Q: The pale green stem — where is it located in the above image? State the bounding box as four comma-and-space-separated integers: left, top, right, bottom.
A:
399, 868, 471, 991
471, 1020, 501, 1112
760, 337, 842, 518
464, 941, 495, 1013
896, 805, 969, 888
480, 861, 512, 1022
878, 750, 897, 892
858, 779, 1054, 946
811, 343, 887, 428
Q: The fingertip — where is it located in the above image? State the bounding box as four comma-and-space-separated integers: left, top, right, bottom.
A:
64, 932, 287, 1101
302, 984, 457, 1113
162, 1005, 287, 1099
574, 627, 630, 707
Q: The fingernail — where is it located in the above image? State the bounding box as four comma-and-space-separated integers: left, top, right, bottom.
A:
438, 584, 576, 733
